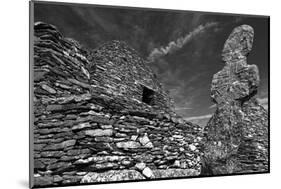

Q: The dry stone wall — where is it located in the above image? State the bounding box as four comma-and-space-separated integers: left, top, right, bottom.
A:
32, 22, 202, 187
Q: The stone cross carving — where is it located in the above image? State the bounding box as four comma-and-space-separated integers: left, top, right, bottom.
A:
202, 25, 268, 175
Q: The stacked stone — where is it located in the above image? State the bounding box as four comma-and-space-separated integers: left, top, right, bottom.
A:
34, 102, 202, 186
32, 22, 202, 187
34, 22, 91, 98
88, 40, 174, 111
201, 25, 268, 175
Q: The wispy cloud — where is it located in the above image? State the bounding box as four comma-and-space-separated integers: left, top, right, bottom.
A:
184, 114, 212, 121
175, 107, 193, 110
147, 22, 219, 62
209, 104, 216, 109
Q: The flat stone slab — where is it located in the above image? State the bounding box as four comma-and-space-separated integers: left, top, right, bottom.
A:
152, 169, 200, 178
81, 170, 145, 183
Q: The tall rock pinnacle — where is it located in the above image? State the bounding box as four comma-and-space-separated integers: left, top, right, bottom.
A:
201, 25, 268, 175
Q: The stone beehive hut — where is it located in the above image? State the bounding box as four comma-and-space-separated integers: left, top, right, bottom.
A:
88, 40, 174, 110
32, 22, 202, 187
201, 25, 268, 175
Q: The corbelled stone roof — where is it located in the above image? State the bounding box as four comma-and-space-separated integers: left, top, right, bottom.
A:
32, 22, 202, 187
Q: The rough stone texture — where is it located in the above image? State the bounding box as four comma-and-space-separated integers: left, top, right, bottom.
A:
152, 169, 200, 178
201, 25, 268, 175
142, 167, 154, 178
88, 40, 175, 110
81, 170, 145, 183
32, 22, 202, 187
135, 162, 146, 171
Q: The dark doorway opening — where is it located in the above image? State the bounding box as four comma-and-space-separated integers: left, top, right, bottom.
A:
142, 86, 155, 105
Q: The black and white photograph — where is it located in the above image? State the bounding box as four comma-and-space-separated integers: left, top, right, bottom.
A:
29, 1, 269, 188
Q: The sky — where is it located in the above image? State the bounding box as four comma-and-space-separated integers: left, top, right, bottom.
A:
33, 2, 269, 118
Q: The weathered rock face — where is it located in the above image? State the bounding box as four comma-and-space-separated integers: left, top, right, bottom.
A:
32, 22, 202, 187
201, 25, 268, 175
